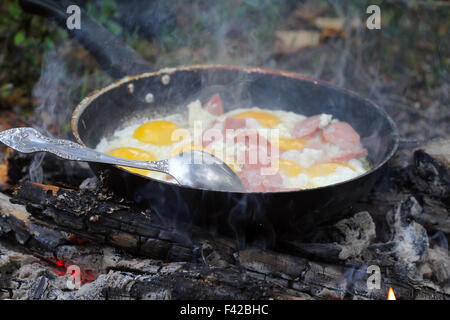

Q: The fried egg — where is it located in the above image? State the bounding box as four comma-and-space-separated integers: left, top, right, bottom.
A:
107, 147, 156, 176
133, 120, 182, 145
95, 98, 369, 191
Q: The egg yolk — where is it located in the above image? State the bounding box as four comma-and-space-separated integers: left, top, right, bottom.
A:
277, 137, 307, 151
133, 120, 182, 145
306, 162, 354, 177
233, 111, 281, 128
279, 159, 303, 177
107, 147, 156, 176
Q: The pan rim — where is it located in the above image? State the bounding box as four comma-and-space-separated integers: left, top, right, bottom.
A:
71, 64, 400, 194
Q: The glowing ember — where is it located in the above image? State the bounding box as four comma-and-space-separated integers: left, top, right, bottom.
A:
50, 258, 97, 285
387, 287, 396, 300
69, 234, 87, 245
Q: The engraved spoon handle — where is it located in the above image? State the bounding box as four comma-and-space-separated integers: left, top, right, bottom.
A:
0, 127, 169, 173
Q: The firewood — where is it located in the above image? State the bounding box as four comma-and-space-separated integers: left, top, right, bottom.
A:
1, 180, 449, 300
1, 138, 449, 300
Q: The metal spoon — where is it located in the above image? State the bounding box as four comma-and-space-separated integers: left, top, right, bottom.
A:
0, 127, 246, 192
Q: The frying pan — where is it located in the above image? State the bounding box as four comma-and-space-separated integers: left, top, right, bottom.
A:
21, 0, 399, 243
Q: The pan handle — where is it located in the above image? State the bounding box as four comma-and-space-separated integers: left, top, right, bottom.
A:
19, 0, 152, 78
398, 137, 429, 150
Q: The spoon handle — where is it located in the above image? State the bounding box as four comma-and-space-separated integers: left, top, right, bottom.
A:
0, 127, 169, 173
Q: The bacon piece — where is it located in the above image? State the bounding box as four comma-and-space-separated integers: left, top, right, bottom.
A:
305, 140, 324, 150
262, 173, 284, 192
234, 131, 277, 170
223, 117, 246, 131
204, 94, 224, 116
220, 117, 247, 146
238, 169, 283, 192
233, 130, 284, 192
201, 120, 220, 147
329, 148, 368, 162
321, 121, 361, 151
293, 115, 321, 139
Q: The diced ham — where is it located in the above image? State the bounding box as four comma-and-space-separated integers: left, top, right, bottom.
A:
223, 117, 247, 131
329, 148, 368, 162
218, 117, 247, 145
321, 121, 361, 151
305, 140, 324, 150
293, 115, 321, 139
201, 120, 220, 147
204, 94, 224, 116
262, 173, 283, 192
234, 131, 277, 170
238, 169, 283, 192
234, 131, 273, 152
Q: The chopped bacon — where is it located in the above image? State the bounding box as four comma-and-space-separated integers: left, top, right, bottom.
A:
238, 169, 283, 192
201, 121, 221, 147
305, 140, 324, 150
329, 148, 367, 162
204, 94, 224, 116
223, 117, 247, 131
322, 121, 361, 151
232, 130, 284, 192
293, 115, 321, 139
234, 131, 272, 151
203, 126, 282, 190
234, 131, 277, 170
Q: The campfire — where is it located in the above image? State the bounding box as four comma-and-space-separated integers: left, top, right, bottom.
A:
1, 134, 449, 300
0, 0, 449, 302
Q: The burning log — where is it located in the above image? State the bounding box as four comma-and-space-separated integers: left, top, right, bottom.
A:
0, 178, 449, 299
0, 135, 449, 300
411, 139, 450, 235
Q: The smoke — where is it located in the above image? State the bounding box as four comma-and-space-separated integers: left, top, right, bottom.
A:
28, 48, 72, 183
120, 0, 290, 68
28, 152, 45, 183
32, 49, 73, 135
24, 0, 448, 246
27, 42, 108, 183
430, 231, 448, 252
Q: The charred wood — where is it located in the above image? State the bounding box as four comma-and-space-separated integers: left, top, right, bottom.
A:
0, 136, 449, 300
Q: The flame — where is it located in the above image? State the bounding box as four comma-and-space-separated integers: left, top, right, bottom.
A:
387, 287, 396, 300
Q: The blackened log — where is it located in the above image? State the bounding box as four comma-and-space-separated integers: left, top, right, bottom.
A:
2, 183, 450, 300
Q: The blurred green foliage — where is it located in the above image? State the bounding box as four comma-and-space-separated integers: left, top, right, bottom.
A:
0, 0, 448, 114
86, 0, 123, 36
0, 1, 67, 103
151, 0, 300, 66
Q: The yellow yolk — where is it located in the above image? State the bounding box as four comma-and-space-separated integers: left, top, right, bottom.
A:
278, 159, 303, 177
107, 147, 156, 176
233, 111, 281, 128
133, 120, 182, 145
277, 137, 307, 151
306, 162, 354, 177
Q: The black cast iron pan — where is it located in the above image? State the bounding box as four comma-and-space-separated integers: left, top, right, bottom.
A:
21, 0, 399, 243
